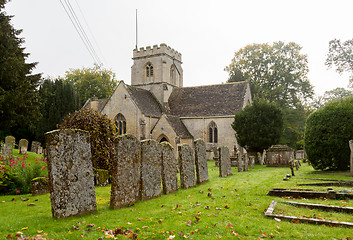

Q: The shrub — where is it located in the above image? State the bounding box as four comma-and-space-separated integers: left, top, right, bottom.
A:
304, 96, 353, 170
60, 108, 117, 171
0, 155, 48, 194
232, 99, 283, 152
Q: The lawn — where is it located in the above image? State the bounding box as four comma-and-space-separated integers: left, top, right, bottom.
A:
1, 159, 353, 239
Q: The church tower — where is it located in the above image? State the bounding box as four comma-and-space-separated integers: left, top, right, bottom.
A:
131, 44, 183, 105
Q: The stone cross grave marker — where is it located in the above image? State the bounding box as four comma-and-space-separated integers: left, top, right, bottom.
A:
249, 156, 255, 169
110, 134, 141, 209
178, 144, 196, 189
161, 142, 178, 194
219, 146, 231, 177
194, 139, 209, 184
45, 129, 97, 218
140, 139, 162, 201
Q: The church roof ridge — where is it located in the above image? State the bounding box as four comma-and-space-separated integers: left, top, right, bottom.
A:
180, 81, 247, 89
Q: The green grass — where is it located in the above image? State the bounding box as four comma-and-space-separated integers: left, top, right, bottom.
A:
1, 161, 353, 239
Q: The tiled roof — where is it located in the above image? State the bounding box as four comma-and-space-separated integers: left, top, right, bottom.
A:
126, 85, 162, 118
165, 115, 193, 138
168, 82, 248, 117
82, 98, 108, 112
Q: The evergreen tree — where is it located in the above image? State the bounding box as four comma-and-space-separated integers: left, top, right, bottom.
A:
36, 78, 80, 143
0, 0, 41, 139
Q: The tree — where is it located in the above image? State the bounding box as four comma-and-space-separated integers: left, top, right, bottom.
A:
304, 96, 353, 170
36, 78, 81, 144
232, 99, 283, 153
225, 41, 314, 108
0, 0, 41, 139
326, 39, 353, 87
311, 87, 353, 110
60, 108, 117, 171
63, 64, 118, 104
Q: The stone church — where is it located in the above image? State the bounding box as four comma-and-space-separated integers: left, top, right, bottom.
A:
84, 43, 252, 157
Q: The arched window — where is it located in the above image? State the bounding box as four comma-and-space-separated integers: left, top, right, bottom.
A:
115, 113, 126, 135
146, 63, 154, 82
208, 121, 218, 143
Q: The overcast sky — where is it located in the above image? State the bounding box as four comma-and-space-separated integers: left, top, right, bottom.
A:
4, 0, 353, 96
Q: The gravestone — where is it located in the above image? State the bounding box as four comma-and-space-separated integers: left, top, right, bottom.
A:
219, 146, 231, 177
258, 152, 264, 165
37, 146, 43, 155
262, 150, 267, 165
161, 142, 178, 194
249, 156, 255, 169
31, 177, 49, 196
5, 136, 15, 148
45, 129, 97, 218
140, 139, 162, 201
18, 139, 29, 155
349, 140, 353, 176
194, 139, 209, 184
243, 153, 249, 171
238, 151, 243, 172
31, 141, 41, 153
110, 134, 141, 209
178, 144, 196, 189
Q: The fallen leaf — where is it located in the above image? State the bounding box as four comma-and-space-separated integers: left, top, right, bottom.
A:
186, 220, 192, 226
127, 222, 132, 225
208, 188, 212, 192
21, 198, 29, 201
36, 230, 43, 233
21, 227, 28, 230
228, 222, 234, 228
27, 203, 36, 206
86, 224, 95, 228
167, 235, 175, 239
274, 218, 281, 222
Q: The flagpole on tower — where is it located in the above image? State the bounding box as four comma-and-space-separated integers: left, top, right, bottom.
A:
135, 9, 138, 50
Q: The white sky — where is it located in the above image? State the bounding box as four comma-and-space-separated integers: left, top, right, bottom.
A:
4, 0, 353, 96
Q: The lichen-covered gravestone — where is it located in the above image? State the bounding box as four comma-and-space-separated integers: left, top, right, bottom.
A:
219, 146, 232, 177
178, 144, 196, 189
140, 139, 162, 200
161, 142, 178, 194
31, 141, 41, 153
110, 134, 141, 209
18, 139, 29, 155
3, 136, 15, 157
194, 139, 208, 184
45, 129, 97, 218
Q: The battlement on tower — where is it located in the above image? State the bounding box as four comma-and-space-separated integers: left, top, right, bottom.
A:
133, 43, 182, 62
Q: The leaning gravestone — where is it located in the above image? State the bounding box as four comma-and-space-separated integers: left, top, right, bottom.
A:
45, 129, 97, 218
140, 139, 162, 201
110, 134, 141, 209
194, 139, 209, 184
161, 142, 178, 194
18, 139, 29, 155
238, 151, 243, 172
31, 141, 41, 153
258, 152, 263, 165
219, 146, 232, 177
178, 144, 196, 189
